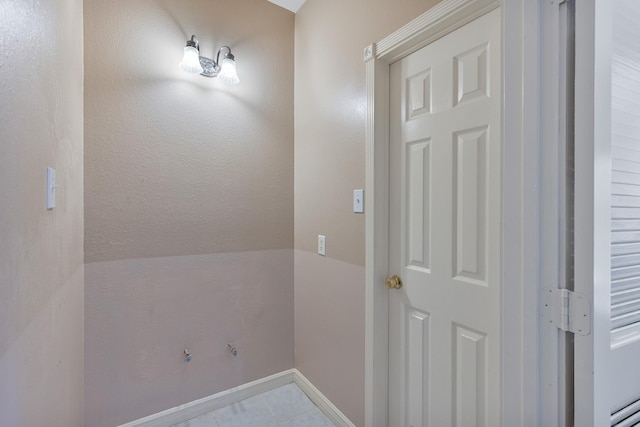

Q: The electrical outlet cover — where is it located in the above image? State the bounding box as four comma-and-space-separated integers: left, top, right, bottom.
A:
318, 235, 326, 256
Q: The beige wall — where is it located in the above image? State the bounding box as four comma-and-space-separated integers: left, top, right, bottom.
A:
83, 0, 295, 424
0, 0, 85, 426
85, 250, 293, 426
294, 250, 365, 424
84, 0, 294, 264
294, 0, 441, 424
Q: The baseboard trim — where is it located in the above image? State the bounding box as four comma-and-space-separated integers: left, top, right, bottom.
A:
118, 370, 295, 427
293, 370, 356, 427
118, 369, 355, 427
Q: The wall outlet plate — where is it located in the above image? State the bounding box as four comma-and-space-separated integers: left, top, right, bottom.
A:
318, 235, 326, 256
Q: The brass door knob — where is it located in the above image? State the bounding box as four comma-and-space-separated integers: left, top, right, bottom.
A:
385, 275, 403, 289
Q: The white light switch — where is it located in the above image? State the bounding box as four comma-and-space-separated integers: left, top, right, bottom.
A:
46, 167, 57, 209
318, 235, 326, 256
353, 189, 364, 213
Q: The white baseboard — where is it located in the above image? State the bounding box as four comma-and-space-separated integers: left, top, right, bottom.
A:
118, 370, 295, 427
118, 369, 355, 427
293, 370, 356, 427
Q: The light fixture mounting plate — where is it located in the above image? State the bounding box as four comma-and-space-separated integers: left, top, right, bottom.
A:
199, 56, 220, 78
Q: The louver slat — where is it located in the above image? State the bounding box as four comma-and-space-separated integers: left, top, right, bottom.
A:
613, 242, 640, 257
612, 253, 640, 268
612, 397, 640, 426
612, 287, 640, 306
612, 265, 640, 281
611, 145, 640, 336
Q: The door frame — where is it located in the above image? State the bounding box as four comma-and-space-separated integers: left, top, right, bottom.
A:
572, 1, 612, 425
364, 0, 544, 425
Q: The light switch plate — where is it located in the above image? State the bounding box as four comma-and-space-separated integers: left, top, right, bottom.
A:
47, 167, 56, 209
318, 235, 326, 256
353, 189, 364, 213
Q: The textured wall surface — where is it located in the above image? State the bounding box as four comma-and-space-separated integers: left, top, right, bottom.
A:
83, 0, 295, 424
0, 0, 85, 425
294, 0, 441, 424
85, 250, 294, 427
84, 0, 294, 264
294, 250, 365, 425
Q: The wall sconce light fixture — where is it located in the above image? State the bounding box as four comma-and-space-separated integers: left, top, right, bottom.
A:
179, 35, 239, 85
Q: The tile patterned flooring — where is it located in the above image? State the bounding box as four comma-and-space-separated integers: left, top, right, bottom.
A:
172, 383, 336, 427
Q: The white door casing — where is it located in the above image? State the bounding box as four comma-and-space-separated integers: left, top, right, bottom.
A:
387, 8, 501, 426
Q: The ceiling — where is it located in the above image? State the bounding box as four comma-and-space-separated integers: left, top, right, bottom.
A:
267, 0, 306, 13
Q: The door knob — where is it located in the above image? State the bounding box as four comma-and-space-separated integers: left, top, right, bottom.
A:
385, 275, 403, 289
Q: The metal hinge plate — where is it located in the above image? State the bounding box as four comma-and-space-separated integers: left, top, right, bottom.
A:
542, 288, 591, 336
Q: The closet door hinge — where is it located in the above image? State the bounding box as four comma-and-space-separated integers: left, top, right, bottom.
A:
542, 288, 591, 335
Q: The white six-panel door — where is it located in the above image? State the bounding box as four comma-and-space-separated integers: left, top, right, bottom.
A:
388, 8, 501, 427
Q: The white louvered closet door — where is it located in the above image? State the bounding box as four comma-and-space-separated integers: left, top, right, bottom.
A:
609, 1, 640, 425
610, 2, 640, 351
574, 1, 640, 426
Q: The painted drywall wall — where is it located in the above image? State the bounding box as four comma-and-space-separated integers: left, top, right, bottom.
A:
85, 250, 293, 426
294, 0, 441, 424
83, 0, 295, 424
0, 0, 85, 426
84, 1, 294, 264
294, 250, 365, 425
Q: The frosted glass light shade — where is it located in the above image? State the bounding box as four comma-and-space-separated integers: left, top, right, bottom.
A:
217, 57, 240, 85
179, 46, 203, 74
